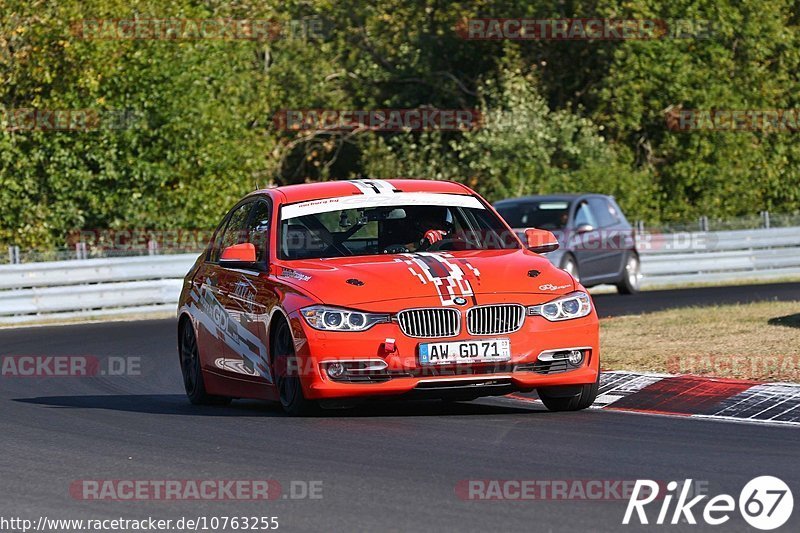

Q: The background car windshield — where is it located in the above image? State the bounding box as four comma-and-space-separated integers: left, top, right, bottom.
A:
495, 201, 571, 230
280, 202, 518, 259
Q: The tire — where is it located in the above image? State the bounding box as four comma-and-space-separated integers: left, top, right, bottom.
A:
272, 319, 319, 416
179, 321, 231, 406
537, 375, 599, 412
561, 254, 580, 283
616, 252, 641, 294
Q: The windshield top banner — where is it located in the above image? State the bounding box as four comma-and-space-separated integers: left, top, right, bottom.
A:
281, 192, 485, 220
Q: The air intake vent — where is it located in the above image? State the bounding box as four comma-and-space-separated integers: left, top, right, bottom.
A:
466, 304, 525, 335
397, 308, 460, 338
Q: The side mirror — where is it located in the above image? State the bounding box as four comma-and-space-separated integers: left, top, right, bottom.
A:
524, 228, 559, 254
220, 242, 257, 268
575, 224, 594, 234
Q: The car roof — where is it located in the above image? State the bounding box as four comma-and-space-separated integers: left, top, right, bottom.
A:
251, 179, 472, 204
494, 193, 613, 205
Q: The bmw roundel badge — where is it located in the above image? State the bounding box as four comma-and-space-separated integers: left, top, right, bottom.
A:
454, 297, 468, 305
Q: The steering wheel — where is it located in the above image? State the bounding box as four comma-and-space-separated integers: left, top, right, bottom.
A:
418, 234, 459, 252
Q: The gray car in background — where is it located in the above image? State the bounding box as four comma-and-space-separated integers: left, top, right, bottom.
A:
494, 194, 641, 294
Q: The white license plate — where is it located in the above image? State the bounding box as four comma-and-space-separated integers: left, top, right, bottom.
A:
418, 339, 511, 365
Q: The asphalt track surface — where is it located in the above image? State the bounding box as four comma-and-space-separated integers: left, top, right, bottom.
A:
592, 281, 800, 317
1, 284, 799, 532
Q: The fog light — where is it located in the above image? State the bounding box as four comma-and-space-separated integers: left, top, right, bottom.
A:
567, 350, 584, 366
327, 363, 346, 379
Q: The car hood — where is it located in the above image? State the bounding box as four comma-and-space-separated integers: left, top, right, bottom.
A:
274, 250, 576, 309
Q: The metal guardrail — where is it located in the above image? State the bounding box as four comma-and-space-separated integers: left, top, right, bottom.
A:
0, 255, 197, 324
0, 253, 198, 290
1, 280, 183, 315
0, 227, 798, 324
639, 227, 800, 286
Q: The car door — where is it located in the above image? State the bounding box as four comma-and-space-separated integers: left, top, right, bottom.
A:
208, 201, 263, 379
587, 196, 626, 280
189, 222, 229, 374
214, 198, 277, 382
218, 199, 277, 383
569, 199, 604, 281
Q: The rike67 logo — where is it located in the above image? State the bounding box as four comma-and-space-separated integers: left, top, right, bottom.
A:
624, 477, 793, 530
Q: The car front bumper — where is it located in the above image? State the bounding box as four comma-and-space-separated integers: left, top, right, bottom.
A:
287, 310, 600, 400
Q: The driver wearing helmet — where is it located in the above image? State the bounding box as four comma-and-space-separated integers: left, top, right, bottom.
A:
407, 207, 453, 251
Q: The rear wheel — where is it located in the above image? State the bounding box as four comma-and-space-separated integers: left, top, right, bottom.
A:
179, 321, 231, 406
537, 375, 599, 412
272, 319, 319, 416
616, 252, 641, 294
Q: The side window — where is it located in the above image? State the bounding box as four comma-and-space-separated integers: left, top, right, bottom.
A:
247, 201, 271, 263
207, 218, 228, 262
573, 201, 598, 229
588, 197, 620, 228
608, 199, 628, 225
211, 203, 252, 262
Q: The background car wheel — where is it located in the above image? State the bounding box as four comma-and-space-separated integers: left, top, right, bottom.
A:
179, 321, 231, 406
616, 252, 641, 294
537, 375, 599, 412
272, 319, 319, 416
561, 254, 580, 283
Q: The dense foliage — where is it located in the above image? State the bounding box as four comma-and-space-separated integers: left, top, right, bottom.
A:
1, 0, 798, 248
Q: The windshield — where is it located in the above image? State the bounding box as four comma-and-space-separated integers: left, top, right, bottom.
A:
495, 201, 571, 230
279, 193, 519, 260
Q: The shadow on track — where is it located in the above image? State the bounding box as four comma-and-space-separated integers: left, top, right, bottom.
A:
768, 312, 800, 329
13, 394, 279, 417
13, 394, 541, 418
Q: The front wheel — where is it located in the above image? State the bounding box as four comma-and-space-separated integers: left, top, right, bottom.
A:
561, 254, 580, 283
272, 319, 319, 416
616, 252, 641, 294
537, 376, 599, 412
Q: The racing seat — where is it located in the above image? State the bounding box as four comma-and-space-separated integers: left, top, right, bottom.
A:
284, 224, 326, 259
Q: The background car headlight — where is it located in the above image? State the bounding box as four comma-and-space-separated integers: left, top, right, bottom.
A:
527, 292, 592, 321
301, 305, 390, 331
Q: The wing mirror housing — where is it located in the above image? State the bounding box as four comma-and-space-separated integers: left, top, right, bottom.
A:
575, 224, 594, 234
524, 228, 559, 254
220, 242, 257, 268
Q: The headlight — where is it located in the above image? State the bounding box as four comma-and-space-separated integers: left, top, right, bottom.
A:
300, 305, 390, 331
527, 291, 592, 321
